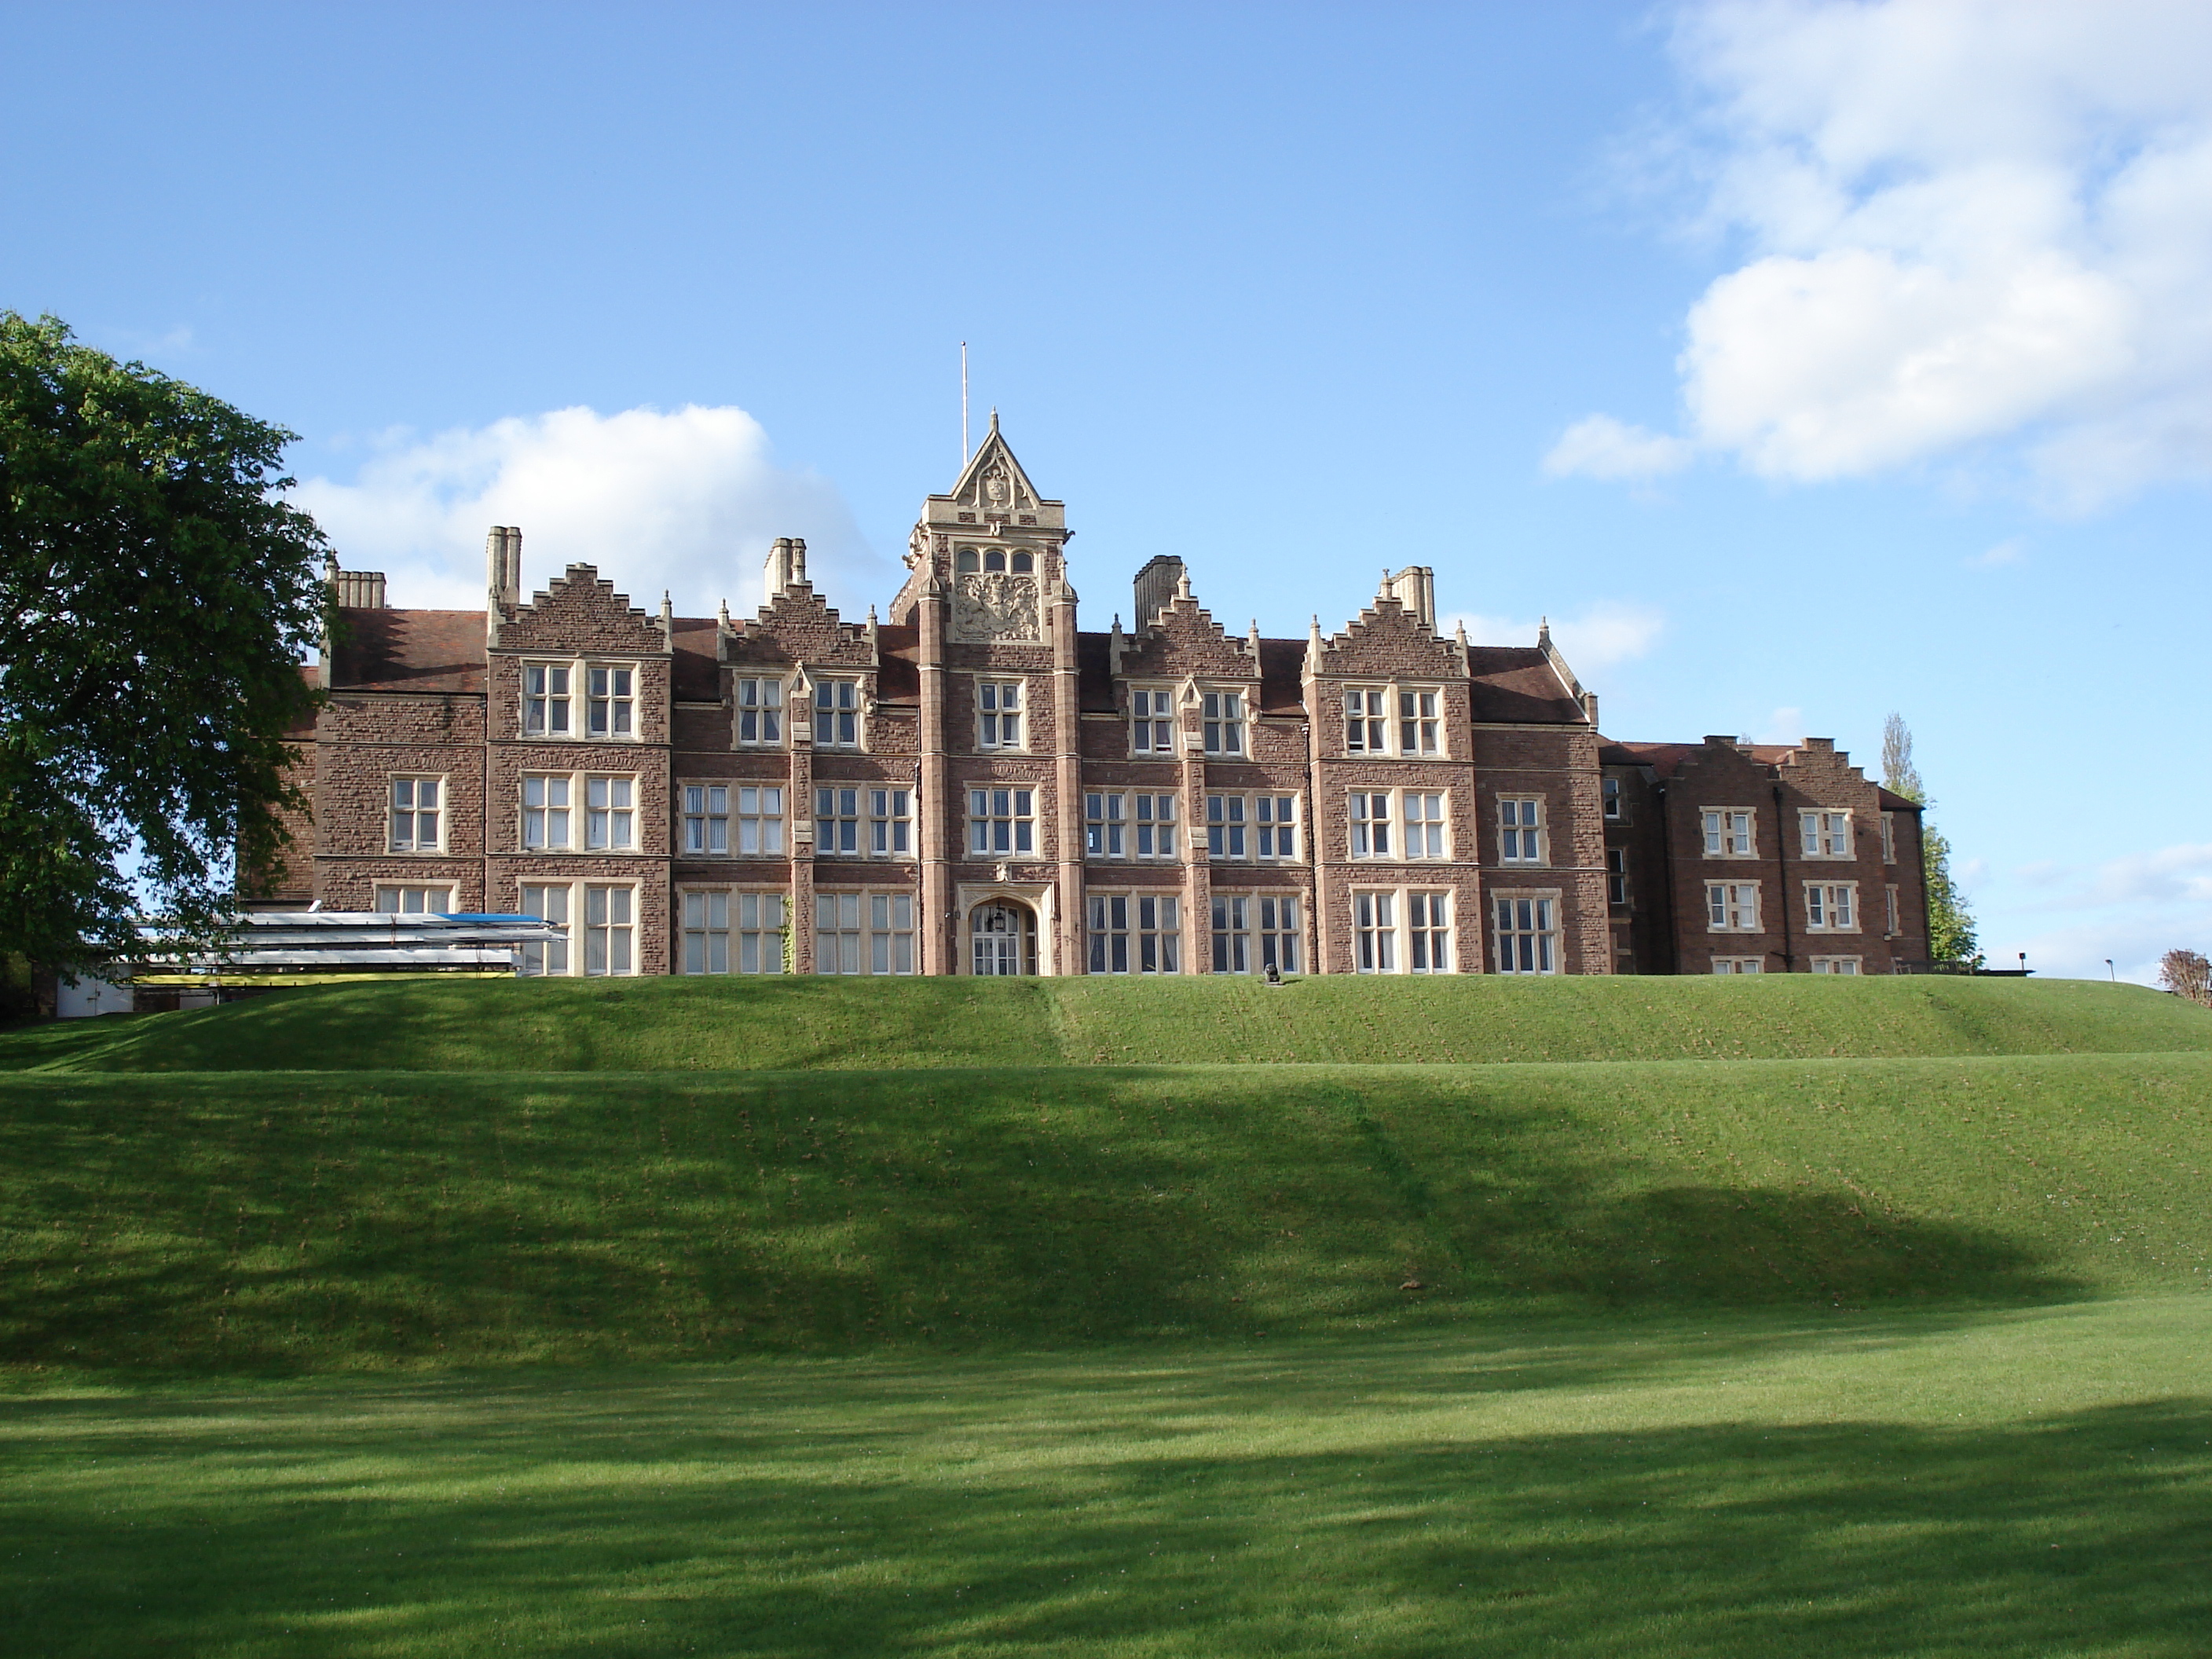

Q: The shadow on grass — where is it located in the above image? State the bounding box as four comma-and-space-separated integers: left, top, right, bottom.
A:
2, 1372, 2206, 1657
0, 1068, 2088, 1375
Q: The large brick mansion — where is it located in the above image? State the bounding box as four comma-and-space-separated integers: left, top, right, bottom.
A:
277, 422, 1930, 978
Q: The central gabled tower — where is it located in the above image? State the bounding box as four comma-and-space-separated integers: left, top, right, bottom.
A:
894, 412, 1072, 639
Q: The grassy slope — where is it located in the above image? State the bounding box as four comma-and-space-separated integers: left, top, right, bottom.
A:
3, 973, 2208, 1071
5, 1054, 2207, 1372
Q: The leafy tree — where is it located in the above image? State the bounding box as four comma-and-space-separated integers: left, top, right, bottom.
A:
2158, 949, 2212, 1005
2, 313, 328, 972
1882, 712, 1980, 966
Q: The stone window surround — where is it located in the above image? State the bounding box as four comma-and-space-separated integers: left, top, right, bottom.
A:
520, 656, 643, 741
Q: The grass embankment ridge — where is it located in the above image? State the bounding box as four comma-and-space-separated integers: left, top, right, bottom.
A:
5, 1053, 2208, 1372
2, 973, 2206, 1071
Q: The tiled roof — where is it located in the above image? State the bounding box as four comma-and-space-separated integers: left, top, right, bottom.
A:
1877, 786, 1924, 812
329, 609, 488, 694
668, 617, 722, 702
1466, 645, 1586, 724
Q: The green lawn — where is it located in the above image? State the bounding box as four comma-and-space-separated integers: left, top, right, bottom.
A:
5, 1296, 2209, 1656
5, 973, 2207, 1073
5, 976, 2209, 1653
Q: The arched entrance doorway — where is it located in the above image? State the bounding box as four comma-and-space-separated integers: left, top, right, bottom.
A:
970, 901, 1037, 976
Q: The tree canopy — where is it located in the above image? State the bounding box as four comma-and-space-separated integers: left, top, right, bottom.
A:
1882, 712, 1979, 966
2, 313, 328, 971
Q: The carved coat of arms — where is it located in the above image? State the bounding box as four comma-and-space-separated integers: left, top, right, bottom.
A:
952, 570, 1040, 641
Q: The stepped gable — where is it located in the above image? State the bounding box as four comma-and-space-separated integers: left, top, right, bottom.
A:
1314, 594, 1464, 680
496, 565, 668, 655
1117, 588, 1258, 680
727, 582, 877, 671
1466, 643, 1588, 724
1777, 736, 1878, 796
1653, 734, 1796, 787
331, 608, 489, 694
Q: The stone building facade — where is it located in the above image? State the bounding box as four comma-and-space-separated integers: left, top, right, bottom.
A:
272, 423, 1930, 977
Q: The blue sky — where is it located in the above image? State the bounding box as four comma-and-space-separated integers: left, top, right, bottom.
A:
7, 1, 2209, 980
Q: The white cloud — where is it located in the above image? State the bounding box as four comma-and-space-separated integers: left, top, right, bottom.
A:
1556, 0, 2212, 505
1445, 602, 1666, 673
293, 405, 891, 617
1979, 839, 2212, 981
1542, 415, 1694, 480
1967, 537, 2025, 568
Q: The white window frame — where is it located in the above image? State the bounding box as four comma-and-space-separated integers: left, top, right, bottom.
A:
1404, 792, 1448, 860
814, 891, 915, 975
1086, 792, 1126, 857
976, 679, 1025, 751
1130, 687, 1176, 756
1407, 890, 1452, 972
388, 775, 445, 853
734, 785, 786, 856
1602, 775, 1624, 822
1811, 955, 1863, 975
1345, 687, 1388, 754
1088, 892, 1180, 974
1201, 689, 1246, 756
1702, 809, 1756, 859
1497, 796, 1544, 865
1254, 794, 1298, 860
518, 882, 570, 976
1606, 846, 1628, 906
815, 786, 863, 855
1800, 810, 1853, 859
522, 773, 573, 850
1492, 892, 1557, 976
1397, 688, 1441, 756
522, 662, 572, 737
584, 775, 635, 850
1804, 881, 1859, 932
812, 679, 862, 749
586, 665, 635, 738
1210, 892, 1252, 973
1353, 890, 1397, 972
1886, 883, 1901, 936
581, 883, 635, 976
1711, 955, 1764, 975
1132, 793, 1177, 859
373, 884, 452, 914
735, 677, 785, 747
682, 783, 730, 855
522, 659, 639, 741
969, 787, 1036, 855
870, 788, 912, 856
1206, 794, 1248, 859
679, 889, 786, 975
1350, 792, 1392, 858
1215, 888, 1314, 973
1706, 881, 1761, 932
1881, 812, 1897, 863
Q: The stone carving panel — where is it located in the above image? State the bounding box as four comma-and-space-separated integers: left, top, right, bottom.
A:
951, 570, 1041, 642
